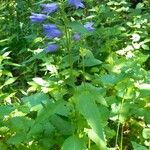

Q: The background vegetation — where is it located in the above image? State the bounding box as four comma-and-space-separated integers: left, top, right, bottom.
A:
0, 0, 150, 149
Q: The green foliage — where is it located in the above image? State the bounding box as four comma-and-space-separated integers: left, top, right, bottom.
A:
0, 0, 150, 149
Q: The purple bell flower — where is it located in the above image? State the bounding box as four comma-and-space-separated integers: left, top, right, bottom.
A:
43, 24, 62, 39
45, 44, 58, 52
84, 22, 94, 31
68, 0, 84, 9
30, 13, 47, 23
73, 33, 81, 41
40, 3, 58, 15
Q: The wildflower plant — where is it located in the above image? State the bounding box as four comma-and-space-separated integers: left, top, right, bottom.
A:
1, 0, 150, 150
29, 0, 109, 149
29, 0, 96, 76
26, 0, 150, 150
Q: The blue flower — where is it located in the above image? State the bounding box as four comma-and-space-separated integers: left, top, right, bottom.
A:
45, 44, 58, 52
68, 0, 84, 9
40, 3, 58, 15
43, 24, 62, 39
84, 22, 94, 31
30, 13, 47, 22
73, 33, 81, 41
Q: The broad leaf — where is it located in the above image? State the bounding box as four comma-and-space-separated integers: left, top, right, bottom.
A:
62, 136, 86, 150
0, 105, 15, 119
50, 114, 75, 135
22, 92, 50, 111
72, 83, 107, 149
131, 141, 148, 150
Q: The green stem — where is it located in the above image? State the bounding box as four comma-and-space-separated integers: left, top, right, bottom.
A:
120, 124, 124, 150
115, 96, 125, 149
82, 54, 86, 86
60, 1, 73, 73
115, 119, 120, 148
64, 25, 73, 71
88, 138, 91, 150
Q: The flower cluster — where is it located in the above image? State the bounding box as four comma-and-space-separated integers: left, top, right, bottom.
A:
43, 24, 62, 39
30, 2, 60, 52
30, 0, 94, 52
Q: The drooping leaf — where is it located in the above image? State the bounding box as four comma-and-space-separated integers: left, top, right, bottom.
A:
72, 83, 107, 149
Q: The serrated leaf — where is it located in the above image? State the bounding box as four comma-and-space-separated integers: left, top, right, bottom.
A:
72, 83, 107, 149
62, 136, 86, 150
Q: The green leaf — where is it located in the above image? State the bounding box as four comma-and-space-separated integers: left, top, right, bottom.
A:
5, 78, 17, 85
131, 141, 148, 150
143, 108, 150, 124
69, 22, 89, 35
142, 128, 150, 139
72, 83, 107, 149
137, 83, 150, 96
8, 116, 33, 132
50, 114, 75, 135
7, 132, 27, 145
0, 105, 15, 119
100, 74, 123, 86
141, 44, 150, 50
0, 77, 17, 89
0, 142, 7, 150
22, 51, 46, 64
22, 92, 50, 111
28, 121, 55, 137
62, 136, 86, 150
35, 100, 71, 123
83, 50, 102, 67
